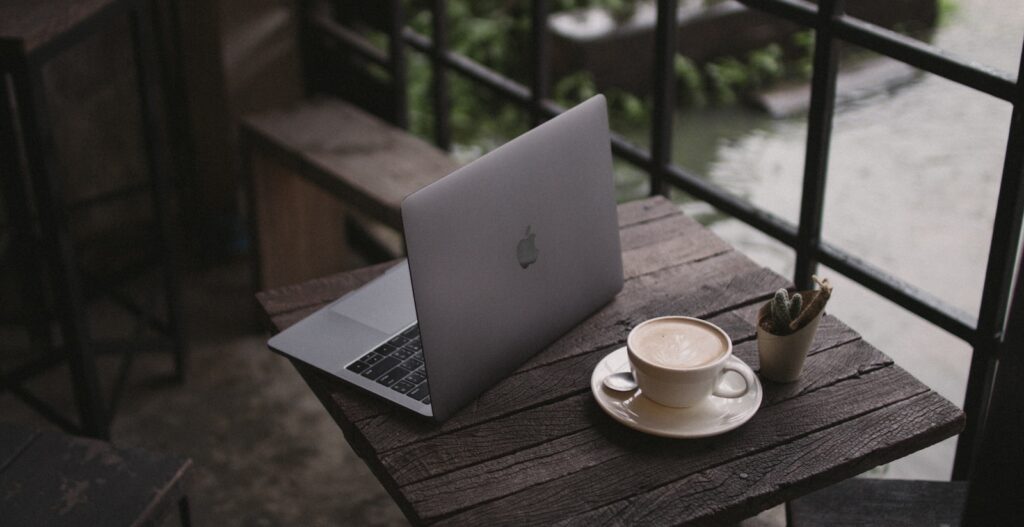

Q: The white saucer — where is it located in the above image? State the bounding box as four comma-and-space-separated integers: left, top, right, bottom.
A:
590, 347, 762, 438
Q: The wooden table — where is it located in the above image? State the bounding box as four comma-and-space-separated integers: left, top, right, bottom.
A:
257, 196, 964, 526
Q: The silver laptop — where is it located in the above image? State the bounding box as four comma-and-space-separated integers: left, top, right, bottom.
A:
267, 95, 623, 421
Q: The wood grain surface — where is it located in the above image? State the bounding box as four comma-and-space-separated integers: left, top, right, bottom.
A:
257, 196, 964, 526
242, 98, 459, 232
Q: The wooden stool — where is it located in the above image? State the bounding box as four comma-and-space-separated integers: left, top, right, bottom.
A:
0, 422, 192, 527
0, 0, 188, 439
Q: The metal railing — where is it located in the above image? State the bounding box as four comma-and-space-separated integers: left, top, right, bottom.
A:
315, 0, 1023, 486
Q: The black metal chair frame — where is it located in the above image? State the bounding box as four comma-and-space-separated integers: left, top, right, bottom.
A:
0, 0, 189, 440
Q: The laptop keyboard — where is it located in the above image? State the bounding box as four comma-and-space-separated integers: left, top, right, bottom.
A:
345, 324, 430, 405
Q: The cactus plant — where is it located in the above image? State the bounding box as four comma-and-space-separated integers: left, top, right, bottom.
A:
769, 288, 803, 334
757, 277, 834, 381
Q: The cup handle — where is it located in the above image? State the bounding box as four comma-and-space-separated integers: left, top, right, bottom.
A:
712, 364, 754, 399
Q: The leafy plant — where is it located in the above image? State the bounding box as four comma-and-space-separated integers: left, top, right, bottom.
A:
608, 90, 647, 124
674, 55, 706, 107
403, 0, 821, 154
554, 70, 598, 105
937, 0, 959, 25
553, 71, 648, 127
746, 44, 784, 88
791, 30, 815, 80
705, 57, 748, 104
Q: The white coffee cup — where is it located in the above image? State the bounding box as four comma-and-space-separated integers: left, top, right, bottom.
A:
627, 316, 754, 407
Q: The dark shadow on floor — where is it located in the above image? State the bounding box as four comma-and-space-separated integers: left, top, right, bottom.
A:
0, 259, 407, 526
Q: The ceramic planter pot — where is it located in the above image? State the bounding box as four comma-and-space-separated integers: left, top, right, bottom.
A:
756, 290, 823, 382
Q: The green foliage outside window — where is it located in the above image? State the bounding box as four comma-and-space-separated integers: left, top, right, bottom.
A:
403, 1, 812, 152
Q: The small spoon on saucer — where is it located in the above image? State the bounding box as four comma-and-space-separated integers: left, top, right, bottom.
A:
603, 371, 638, 392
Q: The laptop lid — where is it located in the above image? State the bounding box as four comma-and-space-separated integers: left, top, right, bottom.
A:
402, 95, 623, 421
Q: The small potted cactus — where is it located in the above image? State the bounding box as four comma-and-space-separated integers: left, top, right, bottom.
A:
756, 276, 833, 382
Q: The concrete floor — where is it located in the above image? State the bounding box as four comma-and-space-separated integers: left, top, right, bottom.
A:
1, 261, 407, 526
0, 259, 785, 526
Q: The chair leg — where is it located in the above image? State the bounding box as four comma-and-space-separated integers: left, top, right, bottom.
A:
178, 496, 193, 527
129, 2, 189, 382
13, 58, 109, 439
0, 65, 52, 355
240, 128, 264, 295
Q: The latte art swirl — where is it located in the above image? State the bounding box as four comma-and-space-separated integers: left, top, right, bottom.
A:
631, 318, 727, 369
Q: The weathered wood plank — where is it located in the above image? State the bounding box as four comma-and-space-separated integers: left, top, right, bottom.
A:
619, 214, 733, 278
343, 281, 861, 469
347, 261, 783, 452
618, 212, 721, 252
617, 196, 677, 229
622, 232, 733, 281
755, 338, 889, 405
705, 308, 759, 344
396, 337, 886, 519
614, 196, 678, 228
284, 284, 868, 523
397, 336, 875, 511
244, 98, 458, 230
432, 364, 935, 525
377, 301, 861, 482
554, 392, 964, 527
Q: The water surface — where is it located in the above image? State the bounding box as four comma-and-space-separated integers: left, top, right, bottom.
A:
662, 0, 1022, 479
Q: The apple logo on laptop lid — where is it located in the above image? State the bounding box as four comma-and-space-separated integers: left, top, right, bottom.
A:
517, 226, 539, 269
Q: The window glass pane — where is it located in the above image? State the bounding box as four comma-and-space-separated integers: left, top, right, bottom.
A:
822, 54, 1009, 316
906, 0, 1023, 75
835, 0, 1022, 79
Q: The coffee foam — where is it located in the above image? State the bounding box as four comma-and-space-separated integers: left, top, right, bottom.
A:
630, 318, 728, 369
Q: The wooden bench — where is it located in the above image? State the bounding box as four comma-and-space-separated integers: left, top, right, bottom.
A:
241, 97, 458, 290
0, 422, 192, 526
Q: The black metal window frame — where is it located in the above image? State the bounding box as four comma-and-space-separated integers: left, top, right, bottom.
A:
314, 0, 1023, 482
